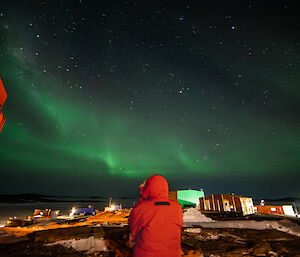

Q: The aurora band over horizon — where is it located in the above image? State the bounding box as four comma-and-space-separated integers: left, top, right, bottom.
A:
1, 48, 299, 197
0, 1, 300, 197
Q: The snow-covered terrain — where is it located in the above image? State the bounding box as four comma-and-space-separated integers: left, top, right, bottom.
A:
198, 219, 300, 237
46, 236, 107, 254
183, 208, 300, 237
183, 208, 215, 223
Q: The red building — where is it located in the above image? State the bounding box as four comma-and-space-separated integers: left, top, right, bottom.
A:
254, 205, 285, 215
33, 209, 60, 218
0, 77, 7, 132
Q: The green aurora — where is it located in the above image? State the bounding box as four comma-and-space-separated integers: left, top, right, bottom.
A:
0, 1, 299, 197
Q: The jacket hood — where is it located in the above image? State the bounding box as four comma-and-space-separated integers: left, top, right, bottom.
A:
141, 175, 169, 200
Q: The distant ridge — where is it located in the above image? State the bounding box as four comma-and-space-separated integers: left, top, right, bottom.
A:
0, 194, 56, 203
253, 197, 300, 202
263, 197, 300, 202
252, 197, 300, 210
0, 194, 136, 204
0, 194, 106, 203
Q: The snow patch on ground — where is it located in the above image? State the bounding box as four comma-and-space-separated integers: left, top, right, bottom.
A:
46, 236, 107, 254
185, 228, 202, 233
193, 219, 300, 237
183, 208, 215, 223
183, 208, 300, 237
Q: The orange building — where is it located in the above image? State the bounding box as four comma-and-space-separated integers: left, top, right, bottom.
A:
0, 77, 7, 132
254, 205, 285, 215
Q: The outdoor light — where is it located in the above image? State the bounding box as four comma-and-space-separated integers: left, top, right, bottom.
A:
70, 207, 76, 217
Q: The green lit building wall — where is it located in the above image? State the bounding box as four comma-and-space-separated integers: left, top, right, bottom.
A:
177, 190, 204, 207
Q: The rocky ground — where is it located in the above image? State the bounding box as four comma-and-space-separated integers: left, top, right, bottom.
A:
0, 210, 299, 256
1, 225, 300, 257
183, 227, 300, 257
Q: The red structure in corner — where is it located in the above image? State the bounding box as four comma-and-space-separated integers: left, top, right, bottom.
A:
254, 205, 285, 215
0, 77, 7, 132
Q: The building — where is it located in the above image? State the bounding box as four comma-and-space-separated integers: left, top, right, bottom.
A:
104, 197, 122, 212
198, 194, 255, 215
34, 209, 52, 217
169, 189, 204, 208
254, 205, 297, 216
0, 77, 7, 132
33, 209, 60, 218
70, 206, 96, 217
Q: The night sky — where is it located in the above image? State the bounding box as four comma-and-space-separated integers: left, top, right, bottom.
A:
0, 0, 299, 198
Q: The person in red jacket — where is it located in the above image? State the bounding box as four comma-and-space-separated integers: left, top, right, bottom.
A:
129, 175, 183, 257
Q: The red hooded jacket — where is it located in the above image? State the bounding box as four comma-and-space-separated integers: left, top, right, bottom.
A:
129, 175, 183, 257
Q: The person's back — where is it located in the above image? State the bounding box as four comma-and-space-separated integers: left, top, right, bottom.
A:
129, 175, 182, 257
